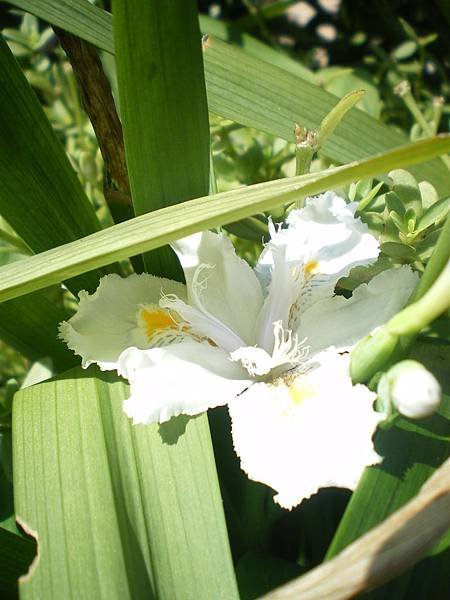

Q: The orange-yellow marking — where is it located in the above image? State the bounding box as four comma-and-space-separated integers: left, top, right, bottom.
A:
304, 260, 319, 275
141, 307, 177, 341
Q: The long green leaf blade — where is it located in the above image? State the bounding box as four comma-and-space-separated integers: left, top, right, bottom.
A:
13, 368, 239, 599
4, 0, 449, 196
0, 135, 449, 303
0, 34, 107, 295
112, 0, 210, 278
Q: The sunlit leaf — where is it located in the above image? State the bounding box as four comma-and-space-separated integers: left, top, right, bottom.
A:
0, 135, 449, 304
13, 368, 239, 599
113, 0, 209, 278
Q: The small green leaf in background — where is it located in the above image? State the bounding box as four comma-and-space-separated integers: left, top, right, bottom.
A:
112, 0, 210, 279
13, 368, 239, 600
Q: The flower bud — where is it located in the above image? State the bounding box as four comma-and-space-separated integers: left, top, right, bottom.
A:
378, 360, 441, 419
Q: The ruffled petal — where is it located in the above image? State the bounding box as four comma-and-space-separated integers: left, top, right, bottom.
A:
119, 341, 252, 424
298, 266, 419, 356
59, 273, 186, 370
228, 349, 382, 509
256, 192, 379, 326
172, 232, 264, 344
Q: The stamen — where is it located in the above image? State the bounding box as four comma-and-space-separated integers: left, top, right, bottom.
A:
272, 321, 310, 369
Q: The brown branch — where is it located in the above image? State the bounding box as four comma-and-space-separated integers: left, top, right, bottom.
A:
261, 457, 450, 600
54, 28, 131, 203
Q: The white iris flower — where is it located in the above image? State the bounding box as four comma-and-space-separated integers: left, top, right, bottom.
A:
60, 192, 418, 509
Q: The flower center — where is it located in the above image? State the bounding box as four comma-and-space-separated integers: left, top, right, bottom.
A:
141, 306, 178, 339
230, 321, 309, 381
287, 378, 316, 405
138, 304, 191, 347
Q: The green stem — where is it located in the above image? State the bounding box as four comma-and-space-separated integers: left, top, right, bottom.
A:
294, 124, 317, 177
430, 97, 444, 135
295, 146, 314, 176
66, 67, 88, 151
398, 83, 450, 171
388, 260, 450, 335
209, 145, 218, 195
412, 209, 450, 301
351, 213, 450, 382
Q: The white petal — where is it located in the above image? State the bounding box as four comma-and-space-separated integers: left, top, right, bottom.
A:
160, 293, 245, 353
119, 341, 252, 424
298, 266, 419, 356
257, 192, 379, 325
59, 273, 186, 370
284, 192, 379, 276
172, 231, 264, 344
230, 346, 274, 377
228, 349, 382, 509
255, 245, 301, 353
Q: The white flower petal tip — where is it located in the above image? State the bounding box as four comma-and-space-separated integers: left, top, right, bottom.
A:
119, 342, 251, 425
255, 192, 381, 332
58, 273, 186, 370
228, 350, 383, 510
279, 191, 380, 275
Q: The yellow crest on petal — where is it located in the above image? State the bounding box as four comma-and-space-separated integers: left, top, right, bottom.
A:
304, 260, 319, 275
140, 305, 178, 342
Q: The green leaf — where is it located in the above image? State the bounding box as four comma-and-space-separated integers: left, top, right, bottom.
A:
0, 292, 76, 369
13, 367, 239, 599
198, 14, 315, 83
317, 90, 366, 146
392, 40, 418, 61
0, 34, 110, 295
380, 241, 416, 259
112, 0, 209, 279
236, 551, 304, 600
389, 169, 423, 217
4, 0, 450, 196
327, 389, 450, 598
1, 135, 450, 304
416, 197, 450, 233
202, 39, 447, 194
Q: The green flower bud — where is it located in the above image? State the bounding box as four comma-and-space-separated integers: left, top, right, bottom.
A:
378, 360, 441, 419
